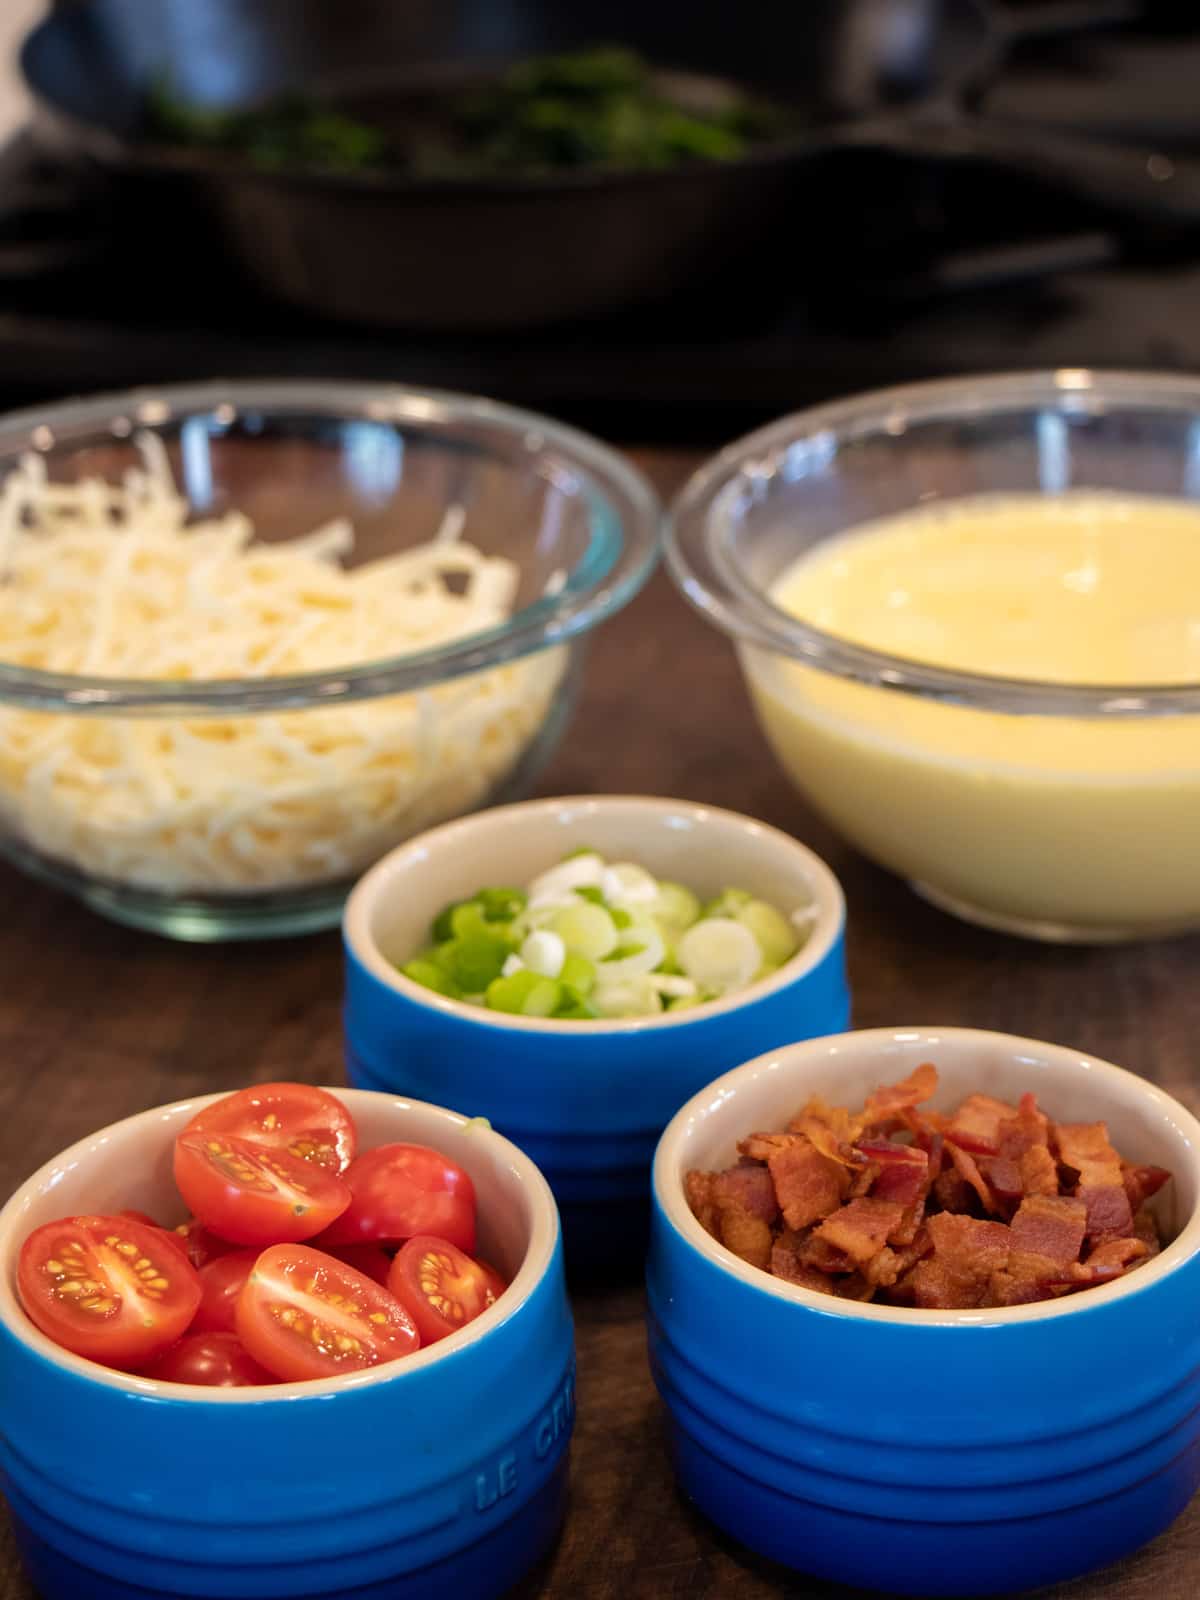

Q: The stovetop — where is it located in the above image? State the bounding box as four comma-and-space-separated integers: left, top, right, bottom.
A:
6, 10, 1200, 440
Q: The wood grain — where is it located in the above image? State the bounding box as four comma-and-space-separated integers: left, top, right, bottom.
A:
2, 446, 1198, 1598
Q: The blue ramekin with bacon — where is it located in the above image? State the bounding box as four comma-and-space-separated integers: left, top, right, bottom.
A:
0, 1089, 574, 1600
648, 1027, 1200, 1597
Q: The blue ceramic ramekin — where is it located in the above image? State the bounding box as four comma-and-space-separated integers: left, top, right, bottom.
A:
0, 1089, 574, 1600
342, 796, 849, 1262
648, 1027, 1200, 1597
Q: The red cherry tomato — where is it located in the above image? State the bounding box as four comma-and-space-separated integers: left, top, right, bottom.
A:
477, 1258, 510, 1306
236, 1245, 420, 1382
173, 1217, 237, 1270
143, 1331, 274, 1387
18, 1215, 202, 1370
190, 1249, 259, 1335
183, 1083, 356, 1174
322, 1243, 395, 1288
117, 1208, 164, 1229
317, 1144, 476, 1253
387, 1235, 504, 1346
174, 1132, 350, 1247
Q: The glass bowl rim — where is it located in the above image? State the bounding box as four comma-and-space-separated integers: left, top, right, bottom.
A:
0, 378, 661, 716
666, 367, 1200, 718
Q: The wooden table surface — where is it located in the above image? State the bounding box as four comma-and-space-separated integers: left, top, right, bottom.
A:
2, 446, 1199, 1600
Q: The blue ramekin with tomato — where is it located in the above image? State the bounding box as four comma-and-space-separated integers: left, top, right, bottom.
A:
342, 795, 850, 1265
0, 1084, 574, 1600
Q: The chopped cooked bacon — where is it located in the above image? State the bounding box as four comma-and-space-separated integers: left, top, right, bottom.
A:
861, 1062, 938, 1126
684, 1069, 1172, 1310
1123, 1163, 1171, 1215
933, 1166, 975, 1214
1084, 1236, 1151, 1277
860, 1142, 929, 1211
787, 1095, 861, 1139
738, 1130, 802, 1163
912, 1214, 1013, 1309
847, 1160, 881, 1199
685, 1170, 720, 1239
944, 1093, 1018, 1156
1018, 1143, 1060, 1198
815, 1197, 906, 1265
1052, 1121, 1133, 1239
946, 1141, 1002, 1216
978, 1155, 1023, 1205
995, 1093, 1050, 1160
713, 1164, 778, 1225
1133, 1209, 1162, 1256
767, 1137, 848, 1232
1009, 1194, 1087, 1266
798, 1232, 854, 1275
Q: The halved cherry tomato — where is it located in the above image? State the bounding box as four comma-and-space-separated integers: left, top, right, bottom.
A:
183, 1084, 356, 1174
387, 1235, 503, 1346
477, 1258, 510, 1306
174, 1133, 350, 1247
143, 1331, 274, 1387
18, 1214, 202, 1370
322, 1242, 395, 1288
190, 1249, 259, 1335
236, 1244, 420, 1382
117, 1208, 164, 1229
318, 1144, 476, 1253
173, 1216, 236, 1270
115, 1210, 197, 1268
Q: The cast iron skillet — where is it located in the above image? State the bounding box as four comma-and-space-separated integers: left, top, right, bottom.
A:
19, 0, 1199, 331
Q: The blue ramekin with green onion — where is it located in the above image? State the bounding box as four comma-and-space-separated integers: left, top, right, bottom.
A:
342, 796, 849, 1265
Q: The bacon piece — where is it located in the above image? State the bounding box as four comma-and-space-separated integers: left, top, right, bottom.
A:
861, 1063, 938, 1127
685, 1170, 720, 1239
860, 1142, 929, 1210
933, 1166, 975, 1214
798, 1233, 854, 1274
1009, 1194, 1087, 1266
1018, 1143, 1060, 1198
912, 1214, 1012, 1309
944, 1093, 1018, 1156
847, 1160, 881, 1199
1084, 1236, 1151, 1277
1133, 1209, 1162, 1256
815, 1197, 906, 1265
716, 1202, 773, 1271
946, 1141, 1002, 1216
738, 1130, 802, 1162
713, 1164, 779, 1226
988, 1249, 1064, 1306
978, 1155, 1023, 1206
767, 1137, 848, 1232
788, 1099, 867, 1169
831, 1272, 876, 1302
995, 1093, 1050, 1160
1123, 1163, 1171, 1215
1054, 1121, 1134, 1240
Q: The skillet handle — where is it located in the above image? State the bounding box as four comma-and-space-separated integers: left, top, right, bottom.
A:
863, 116, 1200, 237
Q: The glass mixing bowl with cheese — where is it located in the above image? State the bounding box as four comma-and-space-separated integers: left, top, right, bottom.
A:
667, 370, 1200, 943
0, 381, 659, 939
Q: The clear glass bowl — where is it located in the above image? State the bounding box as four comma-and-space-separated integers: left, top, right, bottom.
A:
667, 370, 1200, 944
0, 380, 659, 940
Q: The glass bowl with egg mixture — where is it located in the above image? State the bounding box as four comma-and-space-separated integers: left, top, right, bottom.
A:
0, 380, 659, 940
667, 369, 1200, 944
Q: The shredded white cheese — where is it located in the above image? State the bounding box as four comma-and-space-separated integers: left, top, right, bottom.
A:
0, 438, 563, 894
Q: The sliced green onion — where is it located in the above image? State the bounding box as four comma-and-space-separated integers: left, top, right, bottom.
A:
550, 901, 618, 960
677, 917, 760, 994
478, 886, 527, 921
702, 887, 753, 920
559, 952, 596, 996
654, 881, 701, 930
485, 970, 562, 1016
735, 898, 799, 966
448, 932, 509, 992
402, 959, 463, 999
